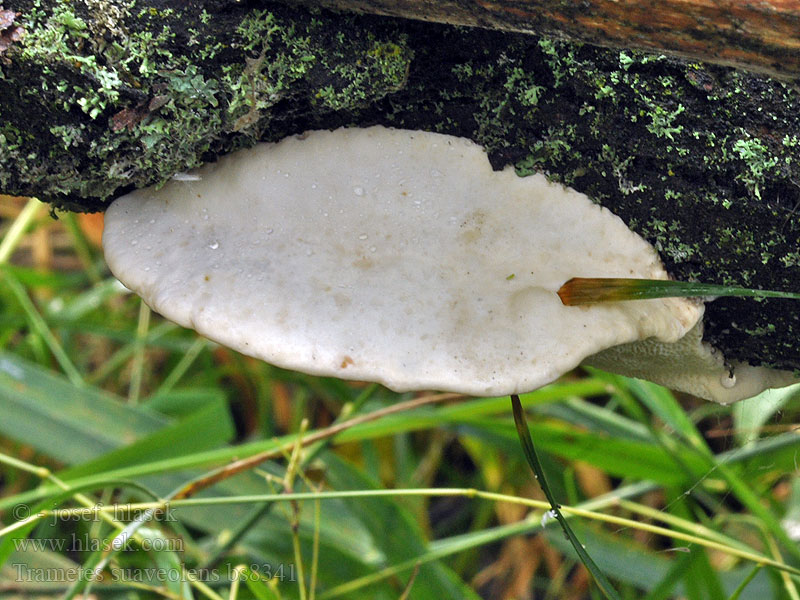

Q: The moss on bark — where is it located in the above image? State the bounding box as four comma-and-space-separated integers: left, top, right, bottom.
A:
1, 1, 798, 373
0, 1, 413, 208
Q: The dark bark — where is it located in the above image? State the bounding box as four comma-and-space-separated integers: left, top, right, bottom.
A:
0, 0, 798, 373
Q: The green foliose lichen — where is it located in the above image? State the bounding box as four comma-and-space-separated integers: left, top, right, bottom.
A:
0, 1, 412, 208
313, 36, 411, 111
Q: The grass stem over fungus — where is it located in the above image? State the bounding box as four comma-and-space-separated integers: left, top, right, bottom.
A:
558, 277, 800, 306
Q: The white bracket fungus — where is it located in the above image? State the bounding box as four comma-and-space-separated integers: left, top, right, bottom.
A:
585, 320, 797, 404
102, 126, 794, 402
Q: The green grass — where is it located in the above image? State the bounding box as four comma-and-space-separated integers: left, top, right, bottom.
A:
1, 195, 800, 599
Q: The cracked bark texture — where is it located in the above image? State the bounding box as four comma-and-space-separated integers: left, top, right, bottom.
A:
1, 0, 798, 375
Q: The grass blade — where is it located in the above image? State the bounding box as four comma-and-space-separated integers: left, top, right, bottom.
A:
511, 394, 621, 600
558, 277, 800, 305
0, 268, 84, 386
0, 197, 44, 264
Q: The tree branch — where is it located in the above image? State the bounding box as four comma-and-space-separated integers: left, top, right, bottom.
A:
285, 0, 800, 81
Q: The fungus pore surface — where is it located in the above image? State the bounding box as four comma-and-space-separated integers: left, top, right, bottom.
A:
103, 126, 787, 401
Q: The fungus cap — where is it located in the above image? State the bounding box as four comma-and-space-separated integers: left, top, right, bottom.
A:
104, 126, 707, 397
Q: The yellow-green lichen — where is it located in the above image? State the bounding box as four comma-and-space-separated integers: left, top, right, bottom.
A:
1, 1, 414, 206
